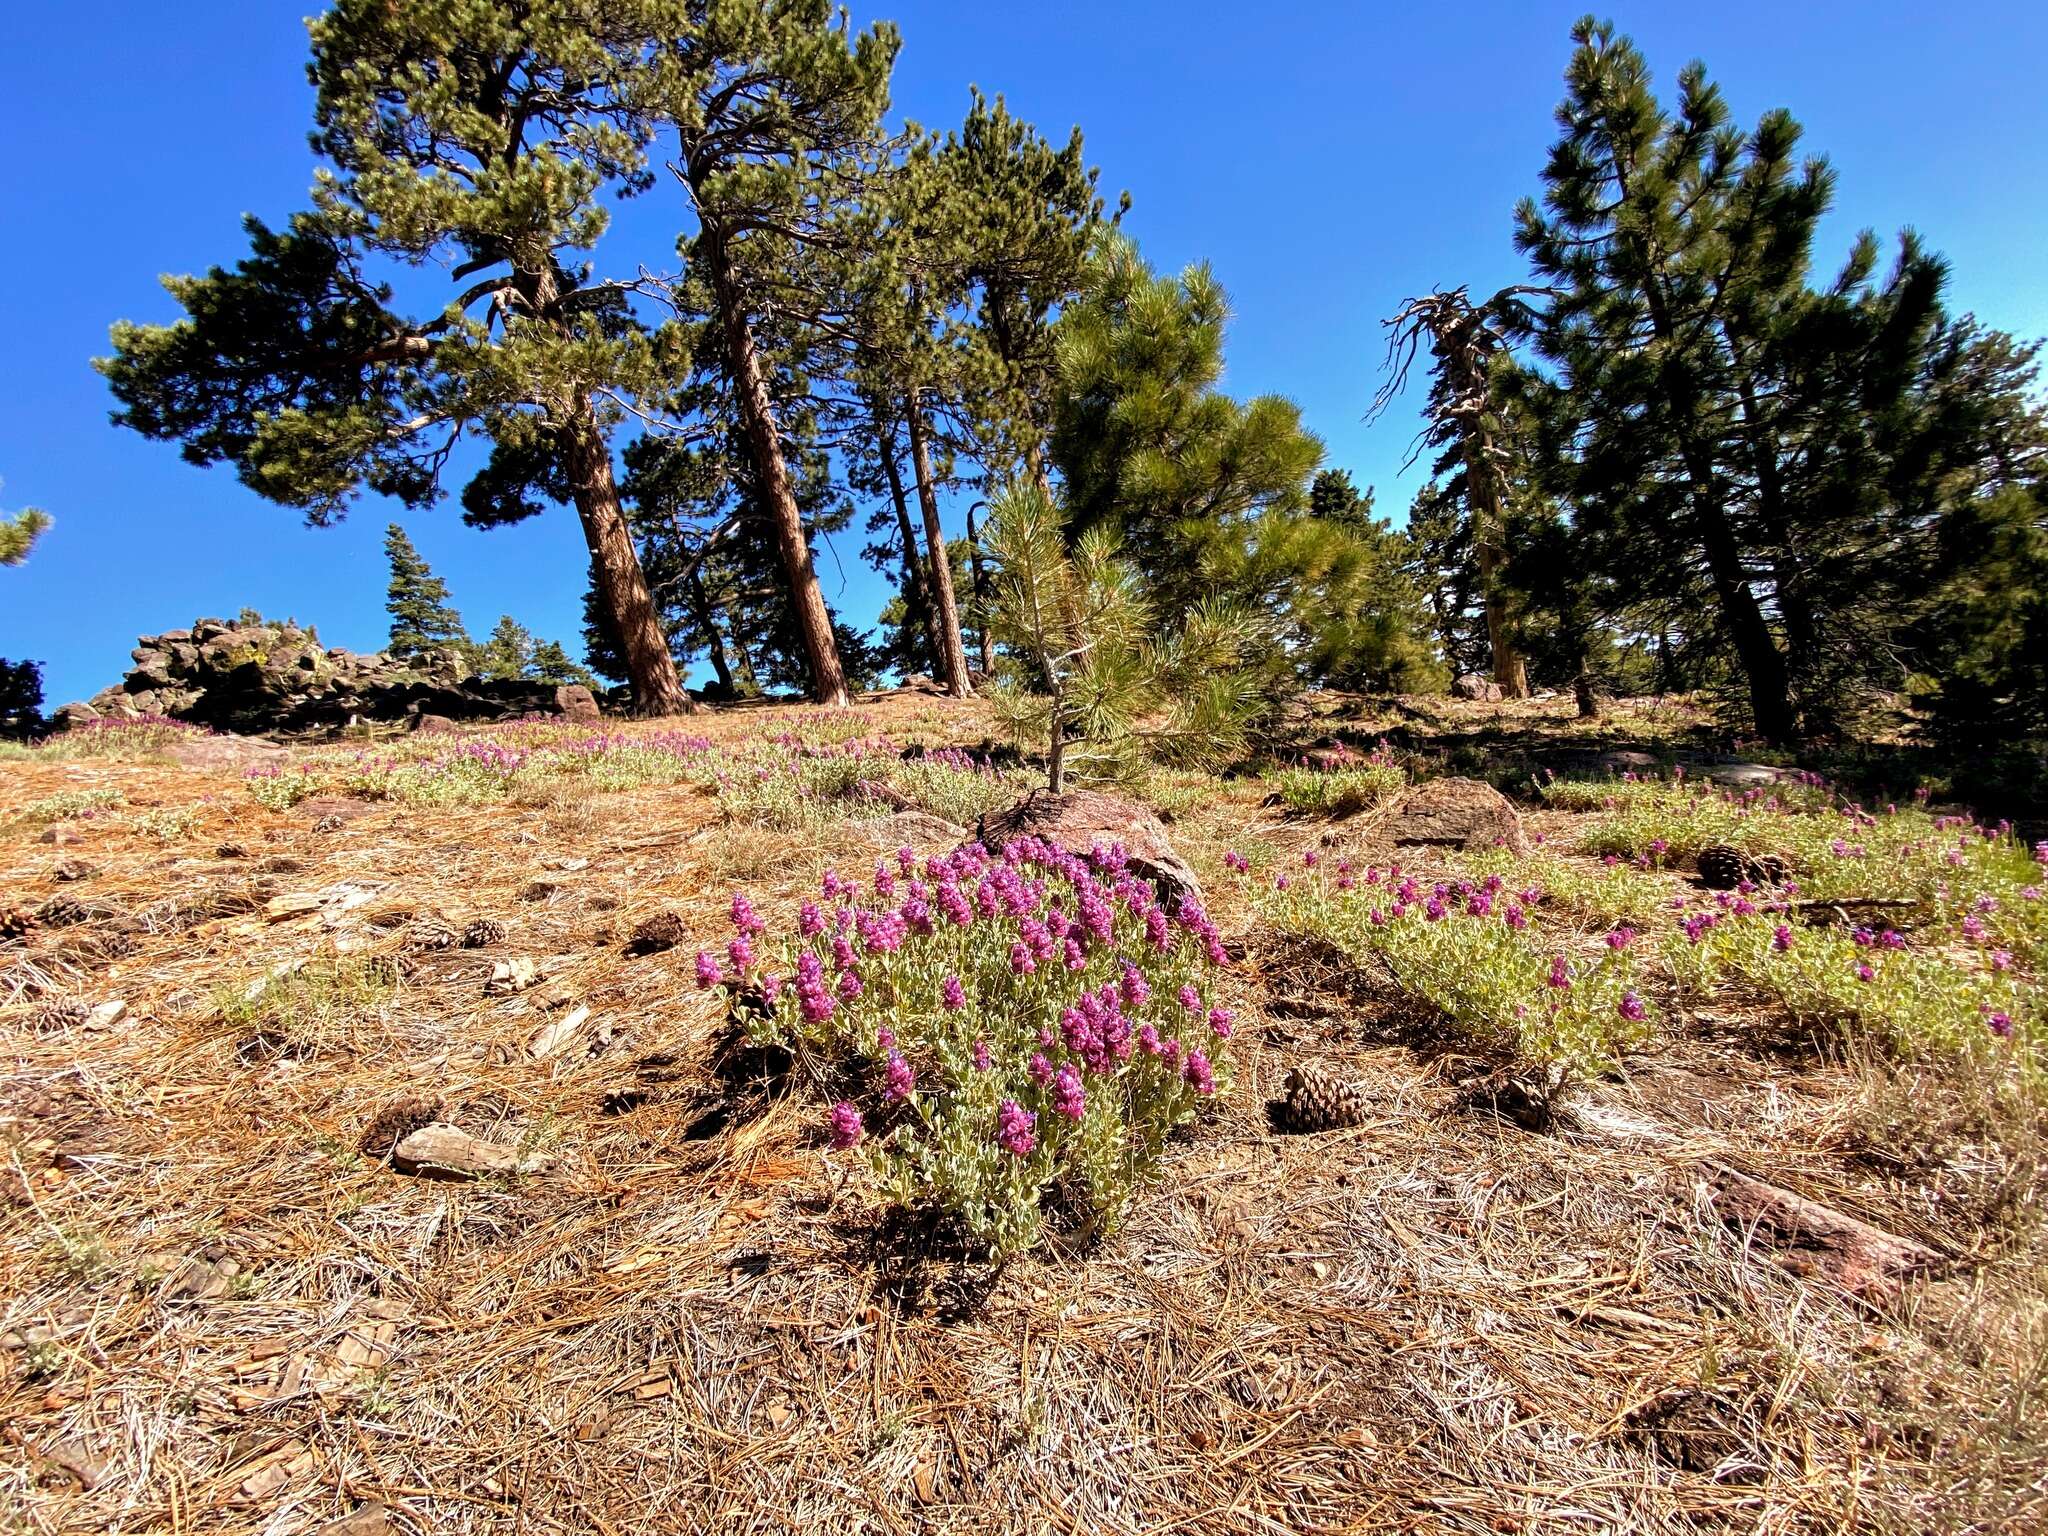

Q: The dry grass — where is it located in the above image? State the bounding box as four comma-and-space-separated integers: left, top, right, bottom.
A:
1, 692, 2041, 1534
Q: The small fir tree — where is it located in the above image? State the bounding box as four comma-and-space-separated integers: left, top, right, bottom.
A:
382, 524, 470, 659
477, 616, 536, 682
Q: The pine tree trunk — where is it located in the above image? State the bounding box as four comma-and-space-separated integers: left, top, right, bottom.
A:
1620, 222, 1798, 744
965, 504, 997, 675
699, 224, 848, 707
1731, 366, 1819, 729
1459, 438, 1530, 699
685, 564, 735, 695
1693, 492, 1798, 743
559, 400, 693, 716
877, 423, 941, 675
904, 391, 975, 698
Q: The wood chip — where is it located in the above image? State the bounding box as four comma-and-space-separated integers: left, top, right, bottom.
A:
392, 1123, 551, 1180
527, 1005, 592, 1059
238, 1438, 315, 1499
485, 958, 539, 995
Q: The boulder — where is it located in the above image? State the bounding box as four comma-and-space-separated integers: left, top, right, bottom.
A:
972, 788, 1203, 912
1381, 777, 1530, 854
1701, 761, 1790, 789
1451, 674, 1504, 703
554, 684, 602, 723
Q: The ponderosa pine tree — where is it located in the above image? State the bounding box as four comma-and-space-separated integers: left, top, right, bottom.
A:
529, 639, 597, 688
646, 2, 900, 707
0, 493, 44, 738
936, 91, 1122, 496
1511, 18, 1953, 740
382, 524, 470, 660
97, 1, 693, 716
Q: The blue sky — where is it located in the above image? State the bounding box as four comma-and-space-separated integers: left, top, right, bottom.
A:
3, 2, 2044, 706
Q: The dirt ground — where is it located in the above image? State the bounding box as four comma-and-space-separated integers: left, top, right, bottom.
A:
2, 692, 2042, 1534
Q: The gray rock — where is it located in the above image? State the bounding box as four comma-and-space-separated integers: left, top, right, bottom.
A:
972, 789, 1203, 912
554, 684, 601, 723
1382, 777, 1530, 854
1701, 761, 1790, 789
1451, 674, 1504, 702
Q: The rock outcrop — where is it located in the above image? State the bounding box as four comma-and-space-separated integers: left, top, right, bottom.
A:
973, 788, 1203, 912
59, 618, 608, 735
1380, 776, 1531, 854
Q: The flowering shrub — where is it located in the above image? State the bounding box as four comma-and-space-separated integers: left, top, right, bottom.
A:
1455, 846, 1673, 928
712, 837, 1235, 1257
16, 787, 124, 823
1665, 893, 2040, 1092
0, 714, 213, 761
243, 727, 714, 809
712, 740, 1030, 833
1267, 756, 1407, 817
1258, 855, 1654, 1078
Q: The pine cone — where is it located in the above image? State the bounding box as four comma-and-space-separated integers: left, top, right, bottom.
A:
1282, 1065, 1368, 1132
1697, 843, 1790, 889
35, 894, 90, 928
0, 904, 34, 942
403, 920, 459, 953
461, 917, 506, 949
50, 859, 100, 883
28, 997, 90, 1033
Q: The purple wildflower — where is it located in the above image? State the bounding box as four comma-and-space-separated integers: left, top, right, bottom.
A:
828, 1102, 863, 1150
693, 950, 722, 989
1051, 1063, 1087, 1120
883, 1050, 915, 1101
995, 1099, 1037, 1157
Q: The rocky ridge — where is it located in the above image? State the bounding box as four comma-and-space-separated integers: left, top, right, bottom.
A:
58, 618, 606, 736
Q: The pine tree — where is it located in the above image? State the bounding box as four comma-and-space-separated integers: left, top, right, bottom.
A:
96, 2, 693, 715
477, 617, 535, 683
0, 659, 40, 741
1373, 286, 1550, 697
1051, 234, 1323, 607
1512, 19, 2006, 741
529, 640, 596, 688
382, 524, 469, 659
985, 482, 1270, 792
647, 2, 899, 708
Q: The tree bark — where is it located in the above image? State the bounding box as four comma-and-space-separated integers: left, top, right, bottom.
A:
1458, 439, 1530, 699
684, 564, 735, 695
965, 504, 997, 675
904, 391, 975, 698
877, 422, 941, 675
559, 400, 693, 716
698, 222, 848, 707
